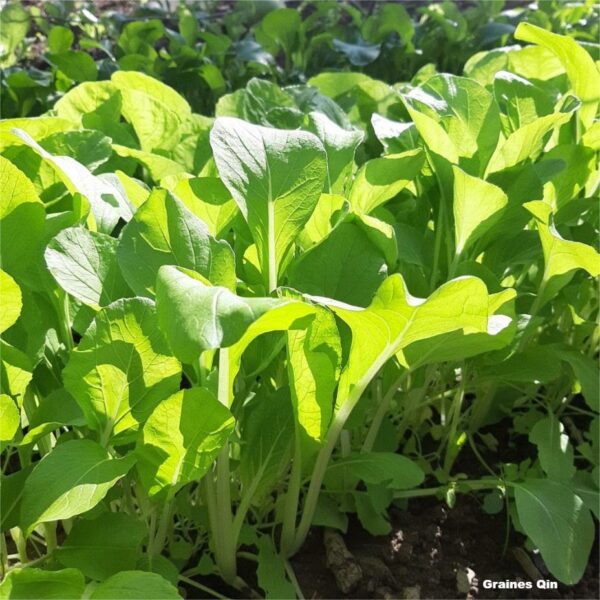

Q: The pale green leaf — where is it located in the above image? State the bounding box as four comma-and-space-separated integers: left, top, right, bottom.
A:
45, 226, 130, 309
112, 71, 191, 153
0, 394, 19, 444
287, 308, 341, 447
12, 129, 131, 233
0, 156, 46, 280
63, 298, 181, 440
0, 270, 22, 333
210, 117, 326, 290
349, 150, 424, 214
515, 23, 600, 129
137, 388, 234, 499
155, 265, 282, 364
171, 177, 238, 238
118, 189, 236, 297
452, 165, 508, 255
306, 112, 363, 194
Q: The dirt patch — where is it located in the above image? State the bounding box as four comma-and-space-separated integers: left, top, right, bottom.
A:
290, 495, 599, 600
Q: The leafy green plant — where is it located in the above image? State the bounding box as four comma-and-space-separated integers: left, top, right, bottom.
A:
0, 6, 599, 600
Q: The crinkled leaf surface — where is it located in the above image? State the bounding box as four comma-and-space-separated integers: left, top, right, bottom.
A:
63, 298, 181, 439
45, 226, 130, 309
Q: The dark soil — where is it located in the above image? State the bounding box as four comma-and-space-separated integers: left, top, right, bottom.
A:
290, 496, 599, 600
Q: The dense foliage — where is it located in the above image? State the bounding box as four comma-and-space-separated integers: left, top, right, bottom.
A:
0, 1, 599, 599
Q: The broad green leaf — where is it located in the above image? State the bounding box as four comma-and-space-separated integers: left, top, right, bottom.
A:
0, 340, 32, 403
210, 117, 326, 290
226, 301, 319, 407
48, 25, 74, 52
371, 113, 419, 154
256, 535, 296, 600
54, 81, 121, 126
514, 479, 594, 584
256, 8, 300, 60
171, 177, 237, 238
1, 466, 32, 532
155, 265, 281, 364
47, 50, 97, 82
306, 112, 363, 194
12, 129, 131, 233
0, 2, 29, 68
0, 394, 19, 444
0, 568, 85, 600
452, 165, 508, 255
56, 512, 146, 580
314, 276, 493, 412
402, 74, 501, 175
20, 439, 136, 535
327, 452, 424, 490
493, 71, 553, 131
287, 308, 341, 447
0, 156, 46, 280
118, 189, 235, 297
216, 79, 301, 128
485, 110, 575, 175
40, 129, 112, 172
515, 23, 600, 129
525, 200, 600, 305
0, 270, 21, 333
137, 388, 234, 499
63, 298, 181, 440
297, 193, 348, 249
239, 388, 295, 500
348, 150, 424, 214
289, 222, 387, 307
555, 347, 599, 412
399, 288, 516, 369
45, 226, 130, 309
112, 71, 191, 153
112, 145, 187, 181
529, 416, 575, 482
541, 144, 596, 210
89, 571, 182, 600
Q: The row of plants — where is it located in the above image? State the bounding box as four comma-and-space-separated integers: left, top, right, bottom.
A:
0, 4, 599, 600
2, 0, 598, 118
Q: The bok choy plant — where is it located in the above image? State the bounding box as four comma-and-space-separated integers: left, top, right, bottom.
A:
0, 19, 598, 599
